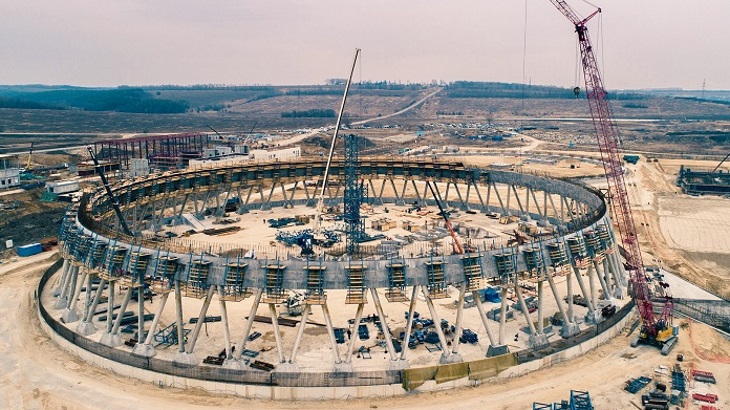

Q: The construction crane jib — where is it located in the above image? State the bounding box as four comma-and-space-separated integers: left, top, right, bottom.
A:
548, 1, 674, 346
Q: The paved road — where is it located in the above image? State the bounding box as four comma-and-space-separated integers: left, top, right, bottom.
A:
351, 88, 443, 126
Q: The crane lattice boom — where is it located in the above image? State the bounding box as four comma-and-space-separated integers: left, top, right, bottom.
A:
549, 0, 672, 338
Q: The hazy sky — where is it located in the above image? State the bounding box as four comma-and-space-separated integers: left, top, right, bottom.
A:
1, 1, 727, 90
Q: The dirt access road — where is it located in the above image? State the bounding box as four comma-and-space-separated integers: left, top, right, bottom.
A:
626, 157, 730, 299
2, 252, 729, 410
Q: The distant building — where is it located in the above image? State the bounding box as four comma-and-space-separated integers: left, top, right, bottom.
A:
47, 180, 80, 195
188, 146, 301, 168
130, 158, 150, 177
0, 154, 21, 190
249, 146, 301, 162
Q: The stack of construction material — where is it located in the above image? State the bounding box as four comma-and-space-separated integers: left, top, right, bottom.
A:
641, 388, 670, 410
671, 365, 686, 393
692, 392, 718, 404
692, 369, 717, 384
625, 376, 652, 394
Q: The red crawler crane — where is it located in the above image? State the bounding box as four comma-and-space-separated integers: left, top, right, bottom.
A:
549, 1, 676, 353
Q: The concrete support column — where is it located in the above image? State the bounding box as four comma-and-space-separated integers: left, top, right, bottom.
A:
610, 251, 628, 287
186, 287, 216, 353
587, 265, 597, 310
516, 284, 548, 348
400, 286, 419, 361
423, 287, 452, 362
370, 288, 397, 362
516, 285, 537, 335
608, 252, 626, 297
81, 274, 93, 322
473, 289, 496, 346
345, 303, 364, 364
499, 287, 508, 345
53, 259, 70, 297
77, 278, 106, 336
233, 289, 262, 362
593, 260, 611, 303
290, 304, 312, 364
100, 285, 133, 347
63, 270, 88, 323
218, 287, 232, 360
56, 264, 77, 309
537, 280, 544, 335
269, 303, 286, 364
602, 258, 614, 297
566, 270, 574, 322
133, 292, 169, 358
111, 286, 134, 336
105, 281, 115, 333
573, 266, 599, 323
54, 260, 77, 309
546, 268, 578, 338
137, 286, 145, 341
451, 282, 467, 355
174, 281, 185, 353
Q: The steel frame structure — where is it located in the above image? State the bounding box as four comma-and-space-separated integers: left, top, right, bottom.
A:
94, 133, 207, 170
343, 134, 366, 256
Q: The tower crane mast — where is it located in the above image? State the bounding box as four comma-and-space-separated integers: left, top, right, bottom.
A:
548, 1, 675, 350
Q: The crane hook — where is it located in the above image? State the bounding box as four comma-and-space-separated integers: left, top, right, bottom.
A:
573, 86, 581, 98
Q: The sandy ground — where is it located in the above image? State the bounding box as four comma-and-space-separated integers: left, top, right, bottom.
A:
2, 254, 729, 409
3, 144, 730, 408
623, 158, 730, 299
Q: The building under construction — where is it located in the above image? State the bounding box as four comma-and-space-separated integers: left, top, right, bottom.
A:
0, 154, 21, 189
93, 133, 207, 170
677, 165, 730, 196
38, 153, 637, 398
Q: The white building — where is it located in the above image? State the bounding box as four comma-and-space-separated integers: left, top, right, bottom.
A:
248, 146, 301, 162
47, 180, 80, 194
188, 146, 302, 169
0, 155, 21, 190
130, 158, 150, 177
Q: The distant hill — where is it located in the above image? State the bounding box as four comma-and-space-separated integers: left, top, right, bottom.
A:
0, 82, 655, 115
0, 86, 188, 114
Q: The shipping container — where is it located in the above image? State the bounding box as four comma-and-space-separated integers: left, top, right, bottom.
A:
17, 242, 42, 257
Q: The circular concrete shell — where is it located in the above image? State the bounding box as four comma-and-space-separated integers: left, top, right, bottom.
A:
41, 157, 630, 397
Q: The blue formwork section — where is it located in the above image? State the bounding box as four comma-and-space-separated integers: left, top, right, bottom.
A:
625, 376, 652, 393
570, 390, 593, 410
533, 391, 593, 410
671, 370, 686, 393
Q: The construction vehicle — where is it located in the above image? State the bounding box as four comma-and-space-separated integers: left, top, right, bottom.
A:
26, 142, 34, 171
549, 1, 676, 354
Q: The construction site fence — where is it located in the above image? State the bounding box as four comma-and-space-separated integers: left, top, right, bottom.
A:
38, 261, 634, 391
673, 298, 730, 334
